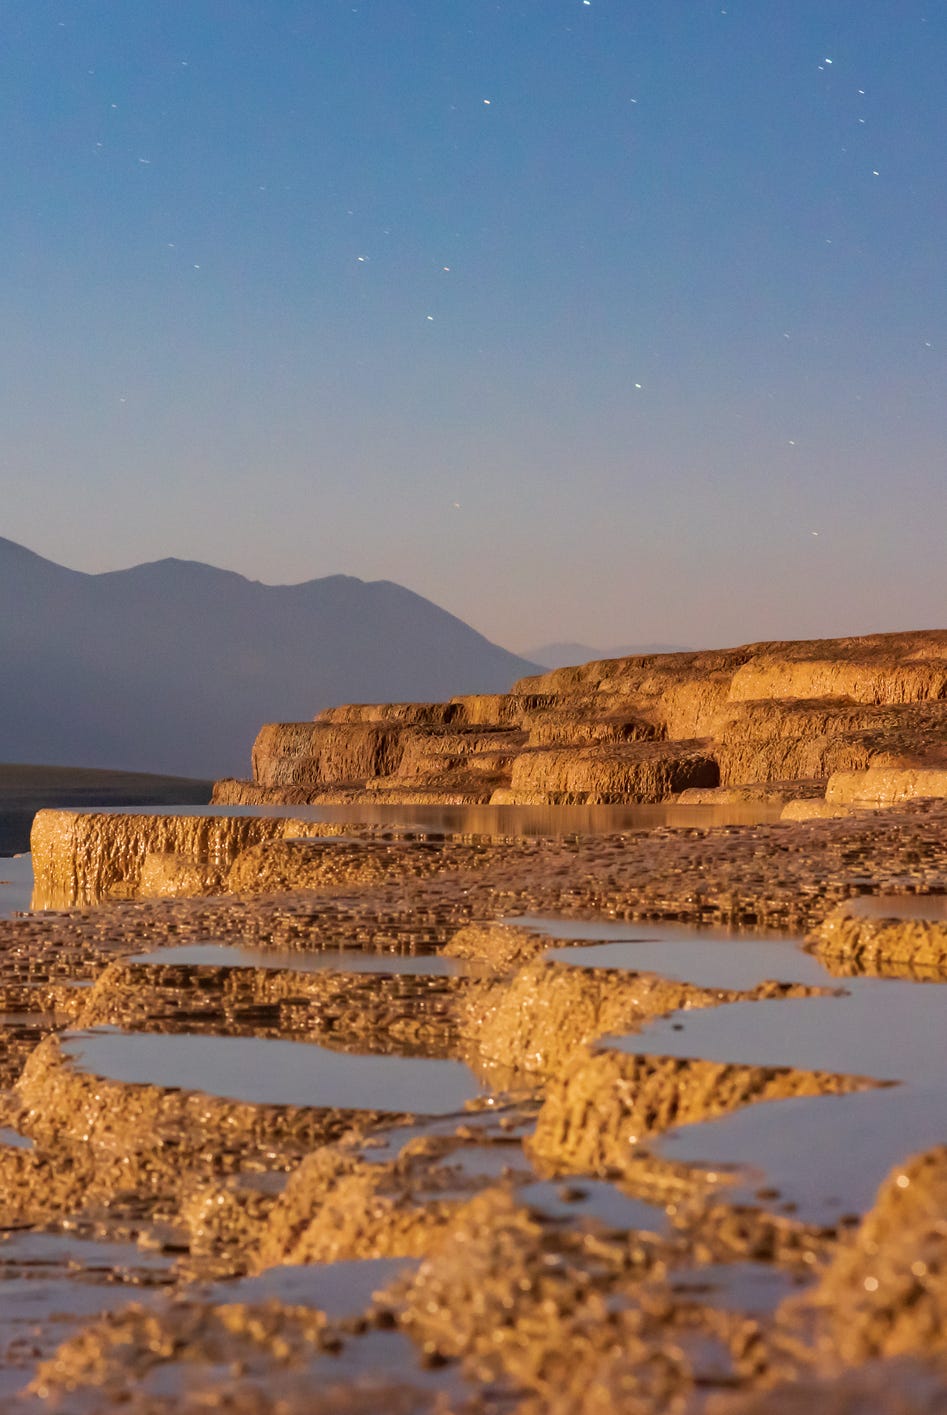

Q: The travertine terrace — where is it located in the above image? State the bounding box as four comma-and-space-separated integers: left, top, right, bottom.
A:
212, 630, 947, 811
9, 789, 947, 1411
2, 628, 947, 1411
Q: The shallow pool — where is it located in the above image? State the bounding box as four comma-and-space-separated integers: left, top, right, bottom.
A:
62, 1028, 483, 1114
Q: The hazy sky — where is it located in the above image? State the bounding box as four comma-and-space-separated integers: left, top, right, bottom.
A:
2, 1, 944, 652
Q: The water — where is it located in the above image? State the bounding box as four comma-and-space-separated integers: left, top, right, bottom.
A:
523, 915, 828, 990
129, 942, 460, 977
58, 907, 947, 1228
94, 798, 785, 836
610, 979, 947, 1084
844, 893, 947, 922
139, 1326, 474, 1407
661, 1087, 947, 1225
517, 1179, 664, 1233
0, 1230, 173, 1398
207, 1257, 417, 1314
516, 910, 947, 1225
359, 1106, 537, 1167
0, 1230, 171, 1273
5, 849, 947, 1396
669, 1261, 802, 1315
0, 1126, 33, 1151
0, 853, 34, 919
424, 1142, 533, 1185
604, 968, 947, 1224
62, 1029, 483, 1114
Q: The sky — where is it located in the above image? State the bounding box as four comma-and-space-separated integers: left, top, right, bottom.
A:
1, 0, 944, 653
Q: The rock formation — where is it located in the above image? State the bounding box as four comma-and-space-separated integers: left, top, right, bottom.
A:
214, 630, 947, 809
8, 767, 947, 1409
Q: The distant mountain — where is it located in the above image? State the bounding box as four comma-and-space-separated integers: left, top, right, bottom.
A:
526, 641, 693, 670
0, 538, 539, 778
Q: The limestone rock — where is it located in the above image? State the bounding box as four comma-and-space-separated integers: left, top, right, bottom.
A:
216, 630, 947, 809
529, 1043, 871, 1176
502, 740, 719, 805
746, 1146, 947, 1389
780, 800, 854, 821
709, 1360, 947, 1415
826, 768, 947, 808
30, 809, 352, 908
138, 852, 222, 898
808, 902, 947, 973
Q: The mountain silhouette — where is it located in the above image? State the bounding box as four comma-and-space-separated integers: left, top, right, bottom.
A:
0, 538, 538, 778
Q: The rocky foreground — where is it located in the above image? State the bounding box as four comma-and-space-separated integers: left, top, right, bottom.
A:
0, 628, 945, 1411
214, 630, 947, 812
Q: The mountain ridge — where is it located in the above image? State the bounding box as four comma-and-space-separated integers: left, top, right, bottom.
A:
0, 537, 538, 778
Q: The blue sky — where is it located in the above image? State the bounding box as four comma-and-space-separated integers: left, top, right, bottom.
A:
1, 1, 944, 650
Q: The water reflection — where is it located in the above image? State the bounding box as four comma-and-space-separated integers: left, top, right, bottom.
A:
612, 979, 947, 1084
523, 915, 829, 990
63, 1029, 483, 1114
0, 853, 34, 919
130, 943, 461, 977
661, 1087, 947, 1226
208, 1257, 417, 1315
612, 972, 947, 1224
845, 893, 947, 922
100, 798, 785, 836
0, 1229, 174, 1398
518, 1179, 664, 1233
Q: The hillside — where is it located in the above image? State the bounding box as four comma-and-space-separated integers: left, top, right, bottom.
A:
0, 763, 211, 855
0, 538, 537, 778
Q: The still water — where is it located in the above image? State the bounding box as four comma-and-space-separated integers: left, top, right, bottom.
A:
62, 1029, 483, 1114
518, 914, 829, 990
130, 943, 461, 976
602, 958, 947, 1224
0, 853, 34, 919
90, 798, 785, 836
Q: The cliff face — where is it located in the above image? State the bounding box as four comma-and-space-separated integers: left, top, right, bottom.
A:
213, 630, 947, 809
29, 810, 345, 909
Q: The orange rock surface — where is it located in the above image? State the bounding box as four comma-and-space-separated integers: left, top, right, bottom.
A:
214, 630, 947, 808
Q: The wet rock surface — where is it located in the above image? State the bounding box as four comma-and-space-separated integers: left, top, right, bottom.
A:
1, 786, 946, 1409
809, 900, 947, 977
28, 798, 947, 929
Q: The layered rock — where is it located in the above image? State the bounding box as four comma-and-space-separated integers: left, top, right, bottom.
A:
6, 790, 947, 1409
29, 809, 349, 909
214, 630, 947, 809
528, 1044, 870, 1176
808, 899, 947, 976
826, 766, 947, 808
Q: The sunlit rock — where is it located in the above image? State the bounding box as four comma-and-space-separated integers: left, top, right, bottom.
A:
215, 630, 947, 809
